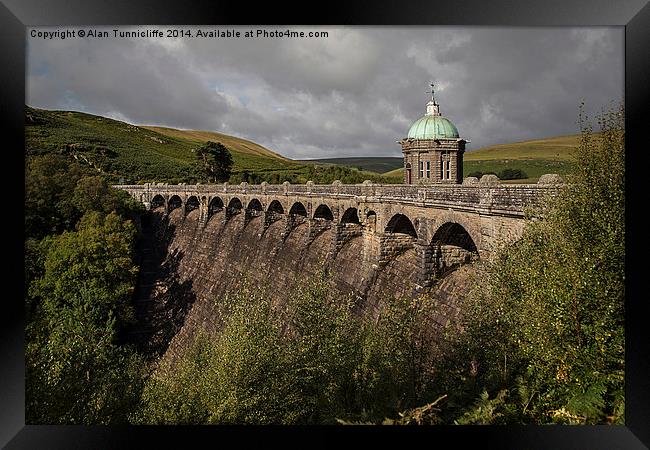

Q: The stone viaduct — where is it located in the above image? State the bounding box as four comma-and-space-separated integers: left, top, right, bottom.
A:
115, 175, 562, 290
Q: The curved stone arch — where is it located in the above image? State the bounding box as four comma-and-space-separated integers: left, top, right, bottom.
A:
207, 196, 225, 222
185, 195, 200, 215
289, 201, 308, 217
228, 197, 243, 210
430, 222, 478, 253
313, 203, 334, 221
150, 194, 166, 210
375, 205, 413, 235
426, 211, 482, 255
267, 199, 285, 214
208, 196, 224, 210
385, 213, 418, 239
427, 219, 480, 277
247, 198, 263, 212
168, 194, 182, 212
340, 207, 360, 224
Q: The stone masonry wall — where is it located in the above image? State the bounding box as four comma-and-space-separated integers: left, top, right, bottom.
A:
146, 209, 477, 366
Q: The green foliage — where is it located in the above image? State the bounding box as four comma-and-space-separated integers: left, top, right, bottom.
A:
454, 390, 509, 425
26, 292, 145, 424
134, 275, 440, 424
30, 211, 139, 327
466, 170, 497, 179
25, 154, 85, 238
464, 159, 574, 182
353, 296, 439, 420
466, 168, 528, 180
25, 152, 147, 424
25, 155, 143, 240
195, 141, 234, 183
301, 157, 404, 174
448, 104, 625, 424
72, 175, 143, 218
498, 168, 528, 180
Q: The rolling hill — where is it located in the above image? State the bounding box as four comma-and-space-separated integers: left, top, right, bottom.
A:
141, 126, 291, 161
24, 107, 398, 185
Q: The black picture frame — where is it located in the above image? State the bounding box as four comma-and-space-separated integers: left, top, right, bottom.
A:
3, 0, 648, 447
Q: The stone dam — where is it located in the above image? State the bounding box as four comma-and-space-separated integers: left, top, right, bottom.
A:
116, 177, 561, 359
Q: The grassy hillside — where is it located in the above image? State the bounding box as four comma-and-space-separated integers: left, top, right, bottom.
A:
463, 134, 581, 182
24, 107, 398, 185
25, 107, 299, 183
141, 126, 291, 161
301, 157, 403, 174
464, 134, 579, 161
383, 134, 582, 183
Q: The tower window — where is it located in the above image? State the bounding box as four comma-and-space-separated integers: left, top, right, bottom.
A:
419, 161, 423, 178
426, 161, 431, 178
441, 153, 452, 180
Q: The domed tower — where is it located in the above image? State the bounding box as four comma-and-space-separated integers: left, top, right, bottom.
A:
399, 84, 468, 184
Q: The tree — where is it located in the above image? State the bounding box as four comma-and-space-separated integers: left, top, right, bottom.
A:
450, 104, 625, 424
25, 154, 84, 239
31, 211, 139, 327
26, 211, 144, 424
26, 292, 144, 424
195, 141, 234, 183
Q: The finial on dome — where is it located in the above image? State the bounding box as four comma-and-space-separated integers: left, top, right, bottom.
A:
426, 82, 441, 116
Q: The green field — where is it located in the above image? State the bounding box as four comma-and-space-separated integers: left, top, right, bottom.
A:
462, 134, 581, 182
464, 134, 579, 161
301, 157, 403, 174
25, 107, 398, 185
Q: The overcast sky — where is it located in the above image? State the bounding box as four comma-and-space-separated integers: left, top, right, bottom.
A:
27, 26, 623, 159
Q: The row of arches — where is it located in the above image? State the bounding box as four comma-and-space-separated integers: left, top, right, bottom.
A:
152, 194, 351, 224
381, 214, 477, 251
149, 194, 478, 256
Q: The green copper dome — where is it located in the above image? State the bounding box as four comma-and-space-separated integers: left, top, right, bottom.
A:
407, 114, 459, 139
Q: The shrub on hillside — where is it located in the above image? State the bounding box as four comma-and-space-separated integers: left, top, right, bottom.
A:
498, 168, 528, 180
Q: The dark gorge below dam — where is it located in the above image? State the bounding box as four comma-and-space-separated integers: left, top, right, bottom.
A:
128, 206, 478, 363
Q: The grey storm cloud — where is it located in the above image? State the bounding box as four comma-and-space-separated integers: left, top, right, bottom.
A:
27, 26, 623, 159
